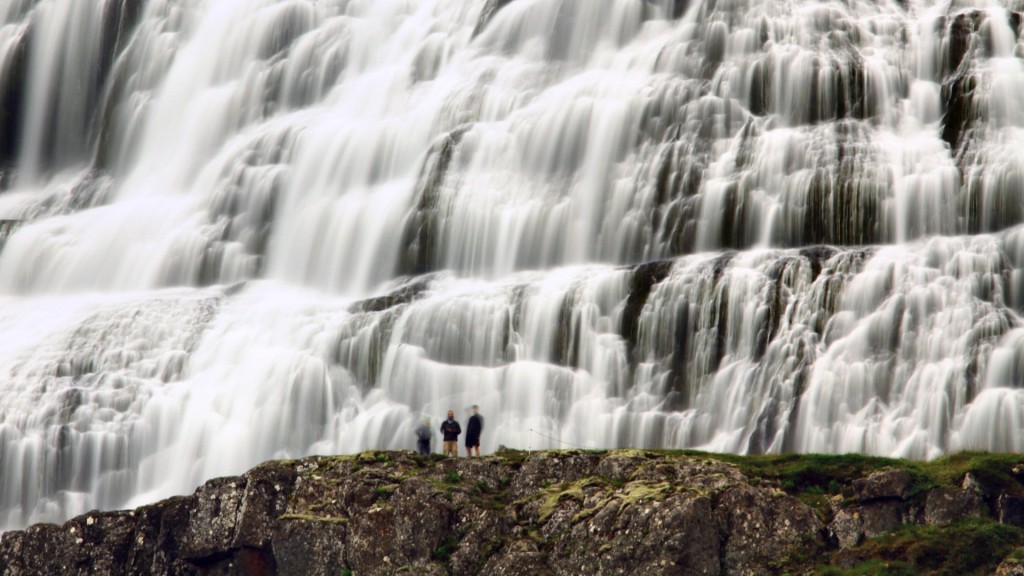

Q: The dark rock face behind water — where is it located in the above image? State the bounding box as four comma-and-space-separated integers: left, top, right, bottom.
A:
4, 450, 1024, 576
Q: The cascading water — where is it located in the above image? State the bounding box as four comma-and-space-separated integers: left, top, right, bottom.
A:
0, 0, 1023, 530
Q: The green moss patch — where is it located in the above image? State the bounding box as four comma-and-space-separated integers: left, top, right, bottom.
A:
918, 453, 1024, 498
612, 480, 672, 510
535, 477, 674, 525
431, 535, 460, 562
538, 481, 588, 523
374, 485, 397, 500
697, 452, 897, 496
820, 519, 1024, 576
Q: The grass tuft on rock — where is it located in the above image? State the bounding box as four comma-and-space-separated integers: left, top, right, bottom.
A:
277, 513, 348, 524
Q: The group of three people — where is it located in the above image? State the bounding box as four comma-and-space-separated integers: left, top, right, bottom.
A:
416, 405, 484, 457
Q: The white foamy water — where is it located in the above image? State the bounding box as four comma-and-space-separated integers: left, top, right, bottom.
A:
2, 0, 1024, 530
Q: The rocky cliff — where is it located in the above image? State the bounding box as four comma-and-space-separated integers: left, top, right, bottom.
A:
4, 450, 1024, 575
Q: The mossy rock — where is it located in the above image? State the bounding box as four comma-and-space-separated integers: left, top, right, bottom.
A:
821, 518, 1024, 576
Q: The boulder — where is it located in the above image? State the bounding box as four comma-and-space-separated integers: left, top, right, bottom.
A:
853, 468, 913, 502
962, 472, 986, 495
999, 495, 1024, 528
718, 486, 828, 574
180, 477, 246, 560
830, 508, 863, 549
550, 492, 722, 575
859, 501, 905, 538
996, 554, 1024, 576
924, 487, 987, 526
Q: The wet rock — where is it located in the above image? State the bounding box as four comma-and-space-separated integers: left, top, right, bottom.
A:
924, 487, 987, 526
472, 0, 516, 37
669, 0, 690, 19
800, 245, 839, 281
945, 11, 981, 77
399, 128, 467, 276
349, 276, 433, 313
941, 68, 977, 154
621, 260, 675, 358
0, 27, 28, 170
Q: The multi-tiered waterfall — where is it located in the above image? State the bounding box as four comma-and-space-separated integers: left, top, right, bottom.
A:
0, 0, 1022, 531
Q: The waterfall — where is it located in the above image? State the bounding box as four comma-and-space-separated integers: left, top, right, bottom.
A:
1, 0, 1024, 530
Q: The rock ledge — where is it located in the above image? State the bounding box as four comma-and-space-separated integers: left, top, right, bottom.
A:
3, 450, 1024, 575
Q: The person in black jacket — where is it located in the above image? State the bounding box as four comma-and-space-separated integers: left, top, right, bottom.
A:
465, 405, 483, 457
440, 410, 461, 457
414, 417, 432, 455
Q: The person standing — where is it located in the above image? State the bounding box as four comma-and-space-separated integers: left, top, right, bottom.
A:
440, 410, 461, 457
414, 417, 432, 455
465, 405, 483, 457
